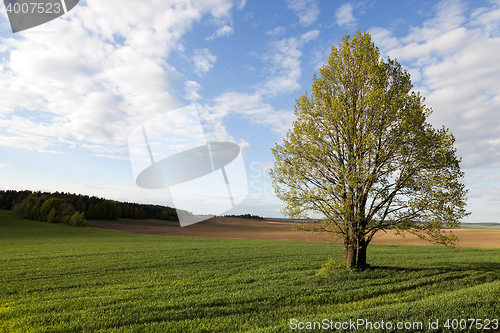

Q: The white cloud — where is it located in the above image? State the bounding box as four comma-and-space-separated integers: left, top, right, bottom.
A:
470, 1, 500, 35
192, 0, 233, 19
201, 1, 234, 41
192, 48, 217, 76
370, 0, 500, 172
266, 26, 286, 36
465, 169, 500, 187
203, 92, 295, 135
196, 31, 319, 141
237, 0, 247, 10
300, 29, 320, 42
259, 31, 318, 97
195, 90, 291, 160
0, 0, 233, 154
0, 163, 10, 168
205, 24, 234, 40
91, 153, 130, 160
404, 0, 467, 44
309, 43, 332, 72
192, 103, 251, 149
369, 27, 400, 50
243, 12, 253, 21
286, 0, 320, 26
0, 133, 62, 153
389, 27, 473, 65
198, 28, 320, 141
260, 37, 303, 96
184, 80, 202, 101
335, 3, 356, 30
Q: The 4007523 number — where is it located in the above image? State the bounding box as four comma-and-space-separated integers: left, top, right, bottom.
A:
443, 319, 499, 330
5, 2, 62, 14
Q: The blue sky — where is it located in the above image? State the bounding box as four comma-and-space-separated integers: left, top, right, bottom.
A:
1, 0, 500, 221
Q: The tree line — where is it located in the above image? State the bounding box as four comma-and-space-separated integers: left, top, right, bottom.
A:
223, 214, 264, 220
0, 190, 179, 226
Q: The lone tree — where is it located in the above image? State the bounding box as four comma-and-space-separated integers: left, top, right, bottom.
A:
269, 31, 469, 269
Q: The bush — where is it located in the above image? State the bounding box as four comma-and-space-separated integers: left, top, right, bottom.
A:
69, 212, 86, 227
317, 258, 347, 276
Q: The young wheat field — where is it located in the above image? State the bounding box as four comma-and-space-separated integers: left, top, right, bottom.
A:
1, 210, 499, 332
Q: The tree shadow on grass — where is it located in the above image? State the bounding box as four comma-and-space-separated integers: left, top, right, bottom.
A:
359, 262, 500, 287
369, 261, 500, 273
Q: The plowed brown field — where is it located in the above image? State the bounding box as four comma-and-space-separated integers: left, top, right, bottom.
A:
87, 217, 500, 248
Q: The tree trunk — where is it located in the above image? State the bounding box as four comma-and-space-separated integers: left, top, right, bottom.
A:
343, 242, 349, 261
357, 239, 367, 268
345, 242, 357, 269
344, 238, 368, 269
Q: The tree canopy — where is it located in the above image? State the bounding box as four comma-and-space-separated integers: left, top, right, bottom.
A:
269, 31, 469, 269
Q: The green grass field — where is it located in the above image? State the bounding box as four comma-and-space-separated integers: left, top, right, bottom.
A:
1, 210, 500, 332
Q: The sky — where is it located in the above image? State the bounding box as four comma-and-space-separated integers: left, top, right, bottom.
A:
1, 0, 500, 222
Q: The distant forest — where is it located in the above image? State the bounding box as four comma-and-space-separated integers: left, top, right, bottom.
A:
0, 190, 179, 226
223, 214, 264, 220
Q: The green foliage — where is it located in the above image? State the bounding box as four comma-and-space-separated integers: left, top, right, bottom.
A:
69, 211, 86, 227
47, 208, 59, 223
11, 198, 26, 218
12, 194, 83, 226
1, 210, 499, 332
87, 200, 121, 220
2, 189, 180, 224
317, 258, 347, 276
40, 198, 62, 219
12, 193, 43, 221
270, 31, 469, 269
